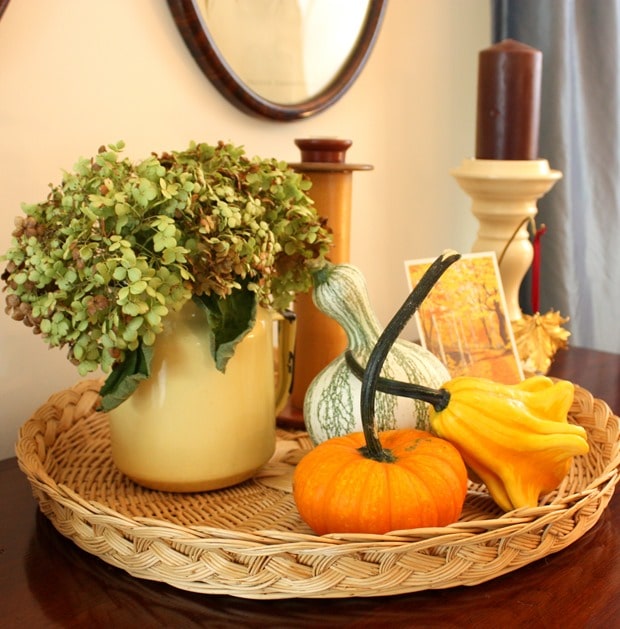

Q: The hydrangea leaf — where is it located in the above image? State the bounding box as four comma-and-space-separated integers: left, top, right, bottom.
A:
98, 343, 154, 411
193, 288, 257, 372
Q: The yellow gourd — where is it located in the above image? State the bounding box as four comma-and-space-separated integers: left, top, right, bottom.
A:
428, 375, 589, 511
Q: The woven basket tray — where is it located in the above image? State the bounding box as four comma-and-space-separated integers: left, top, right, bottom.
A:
16, 379, 620, 600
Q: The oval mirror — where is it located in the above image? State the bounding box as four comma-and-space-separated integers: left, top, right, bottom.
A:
167, 0, 387, 121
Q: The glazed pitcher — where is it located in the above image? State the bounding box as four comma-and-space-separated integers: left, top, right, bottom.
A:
107, 299, 295, 492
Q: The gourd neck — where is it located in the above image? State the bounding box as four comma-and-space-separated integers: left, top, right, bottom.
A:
342, 307, 382, 353
313, 263, 383, 353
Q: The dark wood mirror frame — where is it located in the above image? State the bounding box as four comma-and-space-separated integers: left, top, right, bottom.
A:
0, 0, 9, 19
167, 0, 387, 122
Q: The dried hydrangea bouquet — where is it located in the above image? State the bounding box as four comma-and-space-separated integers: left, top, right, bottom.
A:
2, 141, 332, 490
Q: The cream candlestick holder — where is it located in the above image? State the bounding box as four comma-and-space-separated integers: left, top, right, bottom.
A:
451, 158, 562, 323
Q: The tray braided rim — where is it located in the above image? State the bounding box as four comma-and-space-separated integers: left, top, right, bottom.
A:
16, 379, 620, 599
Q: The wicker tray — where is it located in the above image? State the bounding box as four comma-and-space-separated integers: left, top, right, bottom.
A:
16, 379, 620, 600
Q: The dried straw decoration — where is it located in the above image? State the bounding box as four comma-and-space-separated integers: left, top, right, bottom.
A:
16, 379, 620, 599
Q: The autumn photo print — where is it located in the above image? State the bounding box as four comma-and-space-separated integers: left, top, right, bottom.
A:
405, 252, 523, 384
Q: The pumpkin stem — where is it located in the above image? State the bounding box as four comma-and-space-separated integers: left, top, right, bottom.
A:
345, 350, 450, 412
359, 251, 461, 460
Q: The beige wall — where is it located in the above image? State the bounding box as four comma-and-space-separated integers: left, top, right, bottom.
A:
0, 0, 490, 458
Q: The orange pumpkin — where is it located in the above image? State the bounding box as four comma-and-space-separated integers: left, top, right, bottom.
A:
293, 428, 467, 535
293, 251, 468, 535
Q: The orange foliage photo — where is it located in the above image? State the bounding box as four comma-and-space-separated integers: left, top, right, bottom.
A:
405, 253, 523, 384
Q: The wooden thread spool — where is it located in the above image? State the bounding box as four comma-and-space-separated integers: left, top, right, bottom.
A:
278, 138, 372, 426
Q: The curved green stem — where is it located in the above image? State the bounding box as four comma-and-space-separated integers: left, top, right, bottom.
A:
345, 350, 450, 411
359, 250, 460, 461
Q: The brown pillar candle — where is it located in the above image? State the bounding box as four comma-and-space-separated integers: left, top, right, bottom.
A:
475, 39, 542, 160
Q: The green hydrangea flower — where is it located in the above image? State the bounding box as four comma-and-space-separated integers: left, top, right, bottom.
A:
2, 140, 332, 409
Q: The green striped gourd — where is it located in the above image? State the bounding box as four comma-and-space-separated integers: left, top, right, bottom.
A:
304, 263, 450, 445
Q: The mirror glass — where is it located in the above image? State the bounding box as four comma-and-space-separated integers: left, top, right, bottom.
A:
201, 0, 370, 105
167, 0, 387, 121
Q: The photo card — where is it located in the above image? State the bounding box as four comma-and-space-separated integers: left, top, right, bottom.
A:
404, 252, 523, 383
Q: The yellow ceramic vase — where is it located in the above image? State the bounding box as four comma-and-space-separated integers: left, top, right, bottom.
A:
107, 299, 294, 492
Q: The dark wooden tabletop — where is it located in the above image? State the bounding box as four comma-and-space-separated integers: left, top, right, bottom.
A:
1, 346, 618, 628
